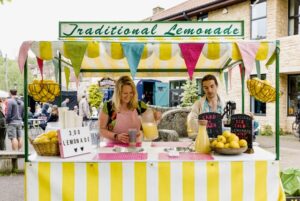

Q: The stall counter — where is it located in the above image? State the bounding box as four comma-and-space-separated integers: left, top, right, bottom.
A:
26, 142, 284, 201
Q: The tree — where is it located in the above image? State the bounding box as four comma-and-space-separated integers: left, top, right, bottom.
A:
0, 56, 33, 94
0, 0, 12, 4
180, 79, 198, 107
87, 84, 103, 109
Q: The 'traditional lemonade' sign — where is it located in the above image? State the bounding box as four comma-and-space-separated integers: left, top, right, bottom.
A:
59, 21, 244, 38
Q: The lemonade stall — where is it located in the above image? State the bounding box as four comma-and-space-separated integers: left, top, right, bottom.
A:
20, 21, 284, 201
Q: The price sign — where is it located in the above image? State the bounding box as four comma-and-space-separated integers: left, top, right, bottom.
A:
198, 112, 222, 138
230, 114, 253, 149
58, 127, 92, 158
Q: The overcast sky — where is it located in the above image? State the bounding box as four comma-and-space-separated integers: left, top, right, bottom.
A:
0, 0, 185, 58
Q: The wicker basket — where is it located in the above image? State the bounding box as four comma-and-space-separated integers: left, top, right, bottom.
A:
28, 82, 60, 102
247, 78, 281, 103
30, 138, 60, 156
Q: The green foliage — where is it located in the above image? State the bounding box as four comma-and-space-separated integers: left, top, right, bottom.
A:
87, 84, 103, 109
180, 79, 198, 107
261, 124, 273, 136
0, 56, 34, 95
280, 128, 292, 136
0, 0, 12, 5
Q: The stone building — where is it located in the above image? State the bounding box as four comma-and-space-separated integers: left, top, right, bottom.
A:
148, 0, 300, 132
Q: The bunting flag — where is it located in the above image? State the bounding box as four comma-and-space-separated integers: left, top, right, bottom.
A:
255, 60, 261, 79
230, 43, 242, 61
179, 43, 205, 80
229, 68, 233, 90
64, 67, 71, 90
52, 59, 59, 82
236, 42, 260, 77
121, 43, 145, 78
239, 64, 245, 86
36, 57, 44, 80
18, 41, 33, 72
224, 71, 229, 94
63, 42, 88, 78
266, 50, 276, 68
86, 42, 100, 58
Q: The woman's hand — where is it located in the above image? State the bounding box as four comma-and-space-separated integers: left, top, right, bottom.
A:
154, 111, 162, 121
116, 133, 129, 143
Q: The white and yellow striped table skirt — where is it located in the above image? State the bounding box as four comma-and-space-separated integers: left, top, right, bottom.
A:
25, 160, 285, 201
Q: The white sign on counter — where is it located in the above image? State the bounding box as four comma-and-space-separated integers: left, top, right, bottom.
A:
58, 127, 92, 158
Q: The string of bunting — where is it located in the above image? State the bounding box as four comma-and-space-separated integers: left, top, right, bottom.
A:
18, 40, 276, 80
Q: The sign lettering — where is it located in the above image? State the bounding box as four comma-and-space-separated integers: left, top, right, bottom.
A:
59, 21, 244, 38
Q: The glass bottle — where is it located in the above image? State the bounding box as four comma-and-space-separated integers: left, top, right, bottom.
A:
194, 120, 211, 154
141, 108, 158, 140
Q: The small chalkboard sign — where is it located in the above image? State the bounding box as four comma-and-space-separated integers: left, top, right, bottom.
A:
198, 112, 222, 138
230, 114, 253, 150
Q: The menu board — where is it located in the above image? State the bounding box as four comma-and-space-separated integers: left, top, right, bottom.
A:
198, 112, 222, 138
230, 114, 253, 150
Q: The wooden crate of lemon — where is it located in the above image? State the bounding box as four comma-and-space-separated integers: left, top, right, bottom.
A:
28, 80, 60, 102
30, 130, 60, 156
211, 131, 248, 155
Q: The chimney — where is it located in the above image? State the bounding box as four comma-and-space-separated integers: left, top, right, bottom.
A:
153, 6, 165, 15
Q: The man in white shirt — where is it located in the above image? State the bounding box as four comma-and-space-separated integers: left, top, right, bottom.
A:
187, 74, 224, 136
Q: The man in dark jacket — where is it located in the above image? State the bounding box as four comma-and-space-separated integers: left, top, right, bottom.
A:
5, 89, 23, 151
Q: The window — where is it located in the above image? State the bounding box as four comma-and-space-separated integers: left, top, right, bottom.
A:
250, 74, 267, 115
289, 0, 300, 35
288, 75, 300, 115
251, 0, 267, 39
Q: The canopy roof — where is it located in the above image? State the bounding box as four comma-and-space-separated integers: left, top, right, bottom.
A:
19, 38, 276, 78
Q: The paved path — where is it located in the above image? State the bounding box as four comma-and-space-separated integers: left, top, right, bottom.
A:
256, 135, 300, 169
0, 134, 299, 201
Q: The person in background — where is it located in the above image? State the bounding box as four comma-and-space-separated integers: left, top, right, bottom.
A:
5, 89, 23, 151
28, 107, 33, 119
0, 105, 6, 150
79, 95, 90, 121
61, 98, 70, 108
99, 75, 160, 144
73, 105, 79, 115
187, 74, 224, 135
39, 105, 59, 130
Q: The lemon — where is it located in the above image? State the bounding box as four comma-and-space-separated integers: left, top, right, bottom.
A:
222, 130, 231, 138
47, 130, 57, 138
229, 134, 239, 142
229, 141, 240, 149
239, 139, 248, 147
224, 143, 230, 148
50, 137, 58, 143
216, 142, 225, 148
217, 135, 226, 143
211, 140, 218, 148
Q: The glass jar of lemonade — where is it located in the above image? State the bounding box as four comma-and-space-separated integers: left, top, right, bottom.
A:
141, 108, 158, 140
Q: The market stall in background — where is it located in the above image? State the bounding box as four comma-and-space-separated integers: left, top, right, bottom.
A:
19, 21, 284, 201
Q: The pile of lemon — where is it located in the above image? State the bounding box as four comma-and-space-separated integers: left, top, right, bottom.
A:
211, 130, 247, 149
33, 130, 58, 143
28, 80, 60, 102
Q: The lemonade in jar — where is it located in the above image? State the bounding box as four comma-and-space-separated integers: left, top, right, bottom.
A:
142, 122, 158, 140
141, 108, 159, 140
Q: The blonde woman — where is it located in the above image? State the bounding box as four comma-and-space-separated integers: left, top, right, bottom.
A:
99, 75, 149, 143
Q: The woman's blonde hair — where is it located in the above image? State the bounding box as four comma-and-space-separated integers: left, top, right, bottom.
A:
112, 75, 138, 112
